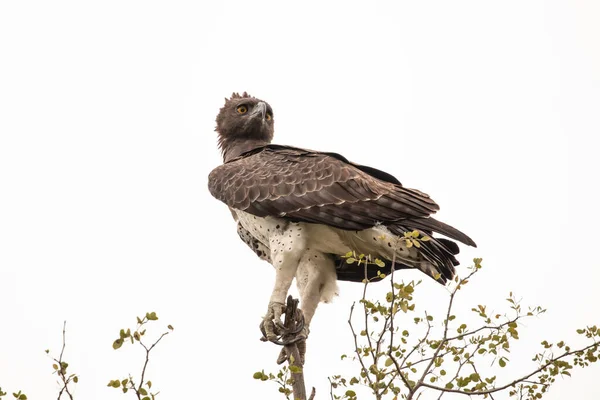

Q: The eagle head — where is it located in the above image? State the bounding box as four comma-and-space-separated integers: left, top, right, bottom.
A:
215, 92, 275, 153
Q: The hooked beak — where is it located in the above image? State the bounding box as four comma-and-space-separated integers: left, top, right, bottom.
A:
250, 101, 267, 120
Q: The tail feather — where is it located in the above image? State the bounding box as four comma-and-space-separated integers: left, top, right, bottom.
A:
334, 217, 476, 286
387, 217, 475, 284
403, 217, 477, 247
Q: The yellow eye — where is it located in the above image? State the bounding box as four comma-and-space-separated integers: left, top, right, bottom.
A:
266, 113, 272, 121
237, 105, 248, 114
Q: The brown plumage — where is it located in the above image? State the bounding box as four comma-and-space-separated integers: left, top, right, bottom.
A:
209, 92, 475, 284
208, 92, 477, 357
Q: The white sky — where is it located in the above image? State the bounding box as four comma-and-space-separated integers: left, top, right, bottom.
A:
1, 1, 599, 399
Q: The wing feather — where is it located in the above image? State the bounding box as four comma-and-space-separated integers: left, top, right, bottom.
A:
208, 146, 440, 230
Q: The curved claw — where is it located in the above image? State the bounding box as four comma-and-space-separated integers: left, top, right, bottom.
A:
259, 302, 307, 347
270, 301, 286, 327
260, 301, 286, 342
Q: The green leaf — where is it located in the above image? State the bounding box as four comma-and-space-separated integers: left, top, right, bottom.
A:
345, 390, 356, 397
400, 302, 408, 313
146, 312, 158, 321
289, 365, 302, 373
167, 325, 174, 330
139, 388, 148, 396
253, 372, 264, 380
411, 230, 420, 238
385, 358, 394, 367
112, 339, 123, 350
146, 381, 152, 388
73, 376, 79, 383
499, 357, 506, 367
346, 257, 356, 264
107, 380, 121, 388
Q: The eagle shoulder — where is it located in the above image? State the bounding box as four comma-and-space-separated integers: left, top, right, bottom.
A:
208, 145, 440, 230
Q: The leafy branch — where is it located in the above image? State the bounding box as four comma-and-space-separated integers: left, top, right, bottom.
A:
107, 312, 173, 400
46, 321, 79, 400
330, 257, 600, 399
0, 389, 27, 400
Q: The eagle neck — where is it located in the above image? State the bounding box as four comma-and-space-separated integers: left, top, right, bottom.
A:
221, 138, 271, 163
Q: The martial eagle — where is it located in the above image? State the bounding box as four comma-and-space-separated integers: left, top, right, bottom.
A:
208, 92, 476, 356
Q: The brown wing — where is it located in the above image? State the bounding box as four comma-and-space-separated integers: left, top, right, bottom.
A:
208, 146, 439, 230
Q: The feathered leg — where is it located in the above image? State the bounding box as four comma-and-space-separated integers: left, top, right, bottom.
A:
262, 225, 306, 341
276, 251, 338, 364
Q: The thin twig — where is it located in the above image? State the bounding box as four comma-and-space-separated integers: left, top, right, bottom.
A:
349, 302, 375, 389
472, 363, 496, 400
445, 318, 519, 342
408, 271, 476, 400
56, 321, 74, 400
387, 249, 416, 396
328, 377, 335, 400
420, 341, 600, 396
361, 261, 376, 370
138, 331, 169, 396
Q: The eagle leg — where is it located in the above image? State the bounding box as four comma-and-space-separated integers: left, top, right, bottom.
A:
262, 226, 306, 337
275, 250, 338, 364
261, 301, 286, 341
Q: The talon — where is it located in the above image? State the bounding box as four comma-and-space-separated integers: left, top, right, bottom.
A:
261, 301, 286, 342
270, 301, 286, 324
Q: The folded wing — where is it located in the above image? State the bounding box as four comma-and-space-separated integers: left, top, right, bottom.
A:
209, 146, 450, 233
